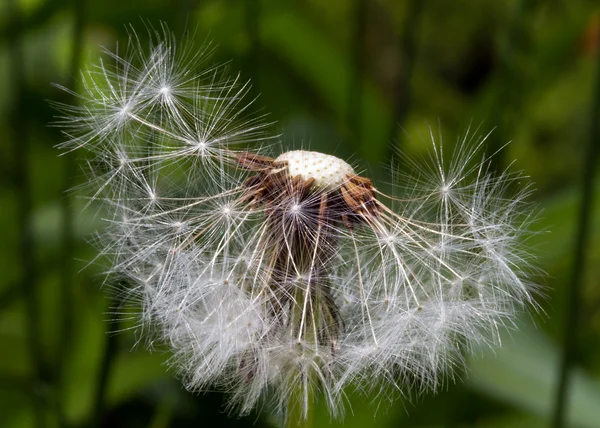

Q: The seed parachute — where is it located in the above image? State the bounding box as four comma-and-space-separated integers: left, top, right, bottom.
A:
53, 25, 539, 423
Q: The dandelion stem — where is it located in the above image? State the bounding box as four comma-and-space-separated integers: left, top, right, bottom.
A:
552, 26, 600, 428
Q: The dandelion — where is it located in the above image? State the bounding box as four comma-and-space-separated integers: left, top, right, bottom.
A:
53, 25, 539, 425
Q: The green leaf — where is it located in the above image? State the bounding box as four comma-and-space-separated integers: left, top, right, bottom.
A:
468, 322, 600, 428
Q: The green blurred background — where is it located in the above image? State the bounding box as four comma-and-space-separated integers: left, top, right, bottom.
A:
2, 0, 600, 426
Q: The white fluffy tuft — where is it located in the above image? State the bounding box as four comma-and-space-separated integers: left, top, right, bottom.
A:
54, 26, 540, 422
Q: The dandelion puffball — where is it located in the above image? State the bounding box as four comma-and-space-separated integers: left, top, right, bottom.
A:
53, 25, 538, 423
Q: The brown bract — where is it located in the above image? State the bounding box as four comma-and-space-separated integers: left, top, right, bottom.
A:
234, 152, 382, 230
228, 151, 385, 359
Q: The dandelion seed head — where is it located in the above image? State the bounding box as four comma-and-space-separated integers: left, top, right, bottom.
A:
53, 25, 541, 423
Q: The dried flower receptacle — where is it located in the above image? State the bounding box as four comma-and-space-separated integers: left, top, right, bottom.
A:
235, 151, 379, 354
53, 26, 539, 423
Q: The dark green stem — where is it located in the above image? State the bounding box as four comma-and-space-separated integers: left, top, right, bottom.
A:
0, 282, 23, 312
552, 28, 600, 428
347, 0, 366, 148
176, 0, 199, 32
486, 0, 533, 172
58, 0, 86, 385
244, 0, 261, 93
90, 297, 120, 428
386, 0, 423, 163
8, 0, 46, 426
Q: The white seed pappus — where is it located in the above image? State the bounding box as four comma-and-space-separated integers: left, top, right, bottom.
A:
52, 25, 540, 422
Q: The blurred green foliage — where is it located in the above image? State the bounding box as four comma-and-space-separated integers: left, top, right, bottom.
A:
1, 0, 600, 427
